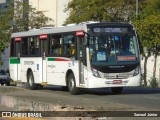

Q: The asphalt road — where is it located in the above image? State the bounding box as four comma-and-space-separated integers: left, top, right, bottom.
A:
1, 85, 160, 111
42, 86, 160, 110
1, 86, 160, 120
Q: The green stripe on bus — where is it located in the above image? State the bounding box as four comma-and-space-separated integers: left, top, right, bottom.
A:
48, 58, 55, 61
10, 58, 20, 64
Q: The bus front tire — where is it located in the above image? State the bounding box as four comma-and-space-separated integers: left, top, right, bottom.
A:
28, 71, 38, 90
67, 73, 79, 95
111, 87, 123, 94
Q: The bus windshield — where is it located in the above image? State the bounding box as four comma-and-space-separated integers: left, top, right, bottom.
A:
89, 34, 139, 66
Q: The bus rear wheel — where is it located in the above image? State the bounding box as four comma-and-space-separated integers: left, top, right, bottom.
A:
27, 71, 38, 90
111, 87, 123, 94
67, 73, 79, 95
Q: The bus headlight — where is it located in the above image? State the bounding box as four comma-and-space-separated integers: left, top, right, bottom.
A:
92, 68, 101, 78
133, 66, 140, 76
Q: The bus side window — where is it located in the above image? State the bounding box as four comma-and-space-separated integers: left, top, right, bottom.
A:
63, 36, 69, 54
29, 37, 39, 55
35, 37, 40, 55
30, 38, 35, 55
52, 38, 60, 55
10, 38, 15, 57
50, 34, 62, 56
29, 37, 39, 56
22, 37, 29, 56
62, 33, 75, 56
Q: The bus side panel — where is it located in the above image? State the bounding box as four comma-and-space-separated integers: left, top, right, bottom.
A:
82, 66, 88, 88
46, 58, 79, 86
47, 60, 67, 85
20, 58, 42, 84
34, 58, 43, 84
20, 58, 27, 83
71, 61, 80, 87
9, 57, 21, 81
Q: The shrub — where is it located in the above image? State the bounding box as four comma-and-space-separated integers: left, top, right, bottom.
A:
149, 77, 159, 88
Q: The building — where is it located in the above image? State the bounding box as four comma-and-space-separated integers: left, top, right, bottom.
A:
29, 0, 71, 26
0, 0, 6, 9
0, 0, 11, 10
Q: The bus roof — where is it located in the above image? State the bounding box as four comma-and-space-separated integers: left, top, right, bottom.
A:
11, 24, 86, 38
11, 22, 133, 38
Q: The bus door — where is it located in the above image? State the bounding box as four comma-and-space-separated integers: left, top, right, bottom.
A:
10, 37, 21, 81
76, 31, 87, 85
40, 34, 48, 84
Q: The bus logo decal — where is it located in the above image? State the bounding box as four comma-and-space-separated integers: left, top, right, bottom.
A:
24, 61, 34, 65
48, 65, 55, 69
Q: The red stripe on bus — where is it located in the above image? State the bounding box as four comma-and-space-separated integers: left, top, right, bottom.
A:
55, 58, 70, 61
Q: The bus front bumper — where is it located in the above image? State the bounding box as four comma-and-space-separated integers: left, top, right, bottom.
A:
86, 73, 141, 88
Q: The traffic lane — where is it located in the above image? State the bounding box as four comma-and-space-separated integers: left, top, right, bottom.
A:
1, 86, 160, 120
83, 87, 160, 110
42, 86, 160, 96
1, 87, 132, 112
42, 86, 160, 110
82, 87, 160, 110
1, 86, 160, 110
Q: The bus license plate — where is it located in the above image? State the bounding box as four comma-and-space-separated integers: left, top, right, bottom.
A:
113, 80, 122, 84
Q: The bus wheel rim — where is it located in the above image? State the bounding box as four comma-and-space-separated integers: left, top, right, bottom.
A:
69, 78, 74, 90
29, 76, 33, 86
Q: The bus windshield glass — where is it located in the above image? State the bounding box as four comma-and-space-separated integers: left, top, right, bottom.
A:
89, 34, 139, 66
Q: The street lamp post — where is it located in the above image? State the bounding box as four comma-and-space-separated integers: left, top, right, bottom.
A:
135, 0, 139, 28
136, 0, 139, 17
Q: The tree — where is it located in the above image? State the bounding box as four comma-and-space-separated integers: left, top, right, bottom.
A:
135, 0, 160, 86
136, 15, 160, 86
0, 0, 54, 58
64, 0, 146, 24
142, 0, 160, 78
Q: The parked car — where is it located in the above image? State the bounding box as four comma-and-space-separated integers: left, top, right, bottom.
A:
0, 70, 10, 86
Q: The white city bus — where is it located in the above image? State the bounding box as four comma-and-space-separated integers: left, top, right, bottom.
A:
9, 22, 141, 95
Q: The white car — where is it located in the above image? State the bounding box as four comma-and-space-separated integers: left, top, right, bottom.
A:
0, 70, 10, 86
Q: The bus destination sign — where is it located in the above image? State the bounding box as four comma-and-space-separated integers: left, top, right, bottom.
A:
92, 27, 130, 33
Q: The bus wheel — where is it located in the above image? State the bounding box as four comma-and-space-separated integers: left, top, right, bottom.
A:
111, 87, 123, 94
28, 71, 38, 90
67, 73, 79, 95
1, 83, 4, 86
